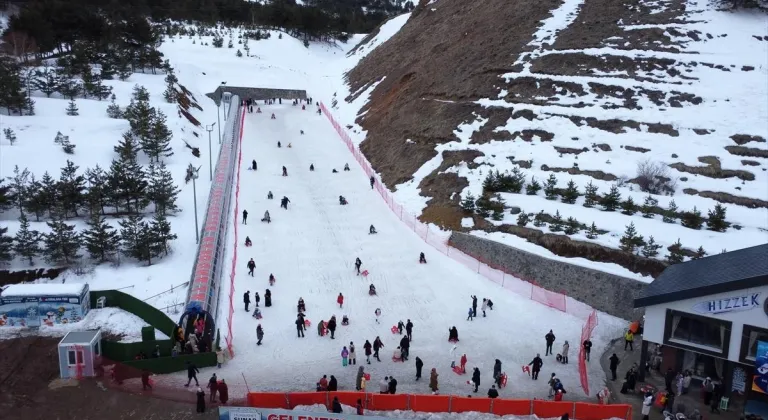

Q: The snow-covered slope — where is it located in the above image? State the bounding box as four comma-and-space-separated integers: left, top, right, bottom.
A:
331, 1, 768, 280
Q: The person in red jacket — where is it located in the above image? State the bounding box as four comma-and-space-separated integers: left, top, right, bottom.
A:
337, 293, 344, 308
460, 354, 468, 373
318, 375, 329, 391
218, 380, 229, 405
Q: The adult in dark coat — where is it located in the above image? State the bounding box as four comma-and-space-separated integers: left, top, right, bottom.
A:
471, 295, 478, 317
399, 336, 410, 361
529, 354, 543, 380
331, 397, 343, 413
265, 289, 272, 307
327, 317, 337, 339
218, 380, 229, 405
196, 387, 206, 413
472, 368, 481, 393
185, 362, 200, 386
243, 291, 251, 312
545, 330, 556, 356
415, 357, 424, 380
388, 377, 398, 394
364, 340, 373, 364
493, 359, 502, 386
328, 375, 338, 391
487, 385, 499, 398
373, 337, 383, 361
405, 320, 413, 341
610, 354, 620, 381
295, 317, 305, 338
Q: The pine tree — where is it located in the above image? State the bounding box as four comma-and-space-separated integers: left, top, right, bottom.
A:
33, 67, 59, 97
549, 211, 564, 232
54, 131, 67, 145
706, 204, 729, 232
533, 211, 546, 227
13, 214, 41, 265
43, 217, 81, 264
212, 36, 224, 48
9, 165, 31, 215
0, 179, 14, 212
692, 246, 707, 260
66, 98, 79, 116
148, 161, 180, 215
56, 160, 85, 218
109, 134, 148, 213
621, 196, 637, 215
663, 200, 678, 223
82, 213, 120, 263
561, 180, 579, 204
666, 239, 685, 264
144, 111, 173, 162
125, 98, 155, 145
23, 174, 45, 221
4, 128, 17, 145
543, 174, 558, 200
491, 206, 504, 221
119, 215, 155, 265
236, 49, 243, 57
475, 196, 492, 218
85, 166, 108, 216
61, 135, 75, 154
57, 79, 82, 100
507, 166, 526, 193
131, 85, 150, 102
228, 39, 234, 48
564, 217, 580, 235
601, 185, 621, 211
641, 236, 662, 258
150, 212, 176, 256
163, 70, 178, 103
460, 193, 476, 214
517, 212, 530, 227
680, 206, 704, 229
583, 181, 599, 208
0, 226, 13, 264
641, 195, 658, 218
619, 222, 644, 254
38, 172, 58, 217
526, 177, 541, 195
107, 94, 122, 118
482, 172, 499, 194
81, 67, 95, 98
244, 41, 250, 57
585, 222, 599, 239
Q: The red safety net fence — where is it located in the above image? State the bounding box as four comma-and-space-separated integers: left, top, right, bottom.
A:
319, 103, 600, 394
225, 105, 248, 358
579, 310, 599, 396
247, 391, 632, 420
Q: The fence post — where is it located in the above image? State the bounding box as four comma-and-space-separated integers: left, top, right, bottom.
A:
489, 398, 494, 414
571, 402, 576, 418
529, 399, 533, 415
285, 392, 291, 409
325, 391, 330, 409
448, 395, 452, 413
406, 394, 411, 410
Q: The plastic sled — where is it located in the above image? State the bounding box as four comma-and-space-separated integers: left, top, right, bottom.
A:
391, 326, 399, 334
499, 373, 508, 388
453, 365, 465, 375
368, 290, 376, 296
304, 319, 311, 327
245, 243, 252, 247
269, 279, 275, 286
361, 270, 369, 277
449, 338, 459, 343
522, 365, 531, 376
392, 356, 403, 363
364, 373, 371, 381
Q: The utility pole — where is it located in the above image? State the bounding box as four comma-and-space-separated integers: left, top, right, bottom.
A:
216, 101, 222, 144
206, 123, 216, 181
188, 164, 201, 244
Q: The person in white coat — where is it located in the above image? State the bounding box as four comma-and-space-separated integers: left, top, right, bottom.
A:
561, 341, 570, 364
379, 376, 389, 394
481, 299, 488, 317
641, 392, 653, 420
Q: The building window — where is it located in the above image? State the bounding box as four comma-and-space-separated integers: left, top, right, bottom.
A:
67, 349, 84, 366
664, 309, 731, 355
741, 325, 768, 364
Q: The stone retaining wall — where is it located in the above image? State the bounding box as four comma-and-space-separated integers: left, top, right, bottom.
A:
449, 232, 647, 320
207, 87, 308, 105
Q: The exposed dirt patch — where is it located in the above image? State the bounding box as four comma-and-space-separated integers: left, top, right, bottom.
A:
502, 76, 587, 104
507, 158, 533, 168
510, 129, 555, 142
730, 134, 767, 145
347, 0, 564, 189
555, 146, 589, 155
742, 160, 761, 166
540, 164, 619, 181
683, 188, 768, 209
564, 115, 680, 137
0, 268, 65, 287
669, 156, 755, 181
470, 107, 515, 144
725, 145, 768, 159
419, 172, 469, 230
530, 53, 686, 83
436, 149, 485, 172
625, 145, 650, 153
495, 224, 667, 277
595, 143, 612, 151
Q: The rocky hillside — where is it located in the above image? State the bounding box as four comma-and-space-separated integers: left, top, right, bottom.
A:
340, 0, 768, 279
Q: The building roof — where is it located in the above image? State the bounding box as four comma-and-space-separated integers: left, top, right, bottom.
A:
59, 330, 100, 345
1, 283, 87, 297
634, 243, 768, 308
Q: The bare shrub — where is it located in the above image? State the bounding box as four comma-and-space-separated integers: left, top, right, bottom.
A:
636, 159, 677, 195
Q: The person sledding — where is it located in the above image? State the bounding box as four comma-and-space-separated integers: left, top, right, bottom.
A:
297, 298, 306, 313
282, 166, 288, 176
419, 252, 427, 264
267, 191, 274, 200
343, 163, 350, 171
287, 143, 292, 148
277, 141, 282, 148
301, 104, 305, 110
261, 211, 271, 223
310, 164, 314, 171
280, 196, 290, 209
448, 326, 459, 342
268, 273, 275, 286
271, 113, 276, 119
252, 307, 263, 319
341, 315, 349, 325
317, 319, 326, 336
339, 195, 348, 205
369, 225, 377, 234
252, 160, 257, 170
317, 108, 322, 115
244, 236, 252, 247
368, 284, 377, 296
392, 347, 403, 362
300, 130, 305, 135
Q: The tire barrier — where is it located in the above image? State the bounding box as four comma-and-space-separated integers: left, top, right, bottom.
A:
246, 391, 632, 420
186, 95, 243, 347
319, 103, 599, 395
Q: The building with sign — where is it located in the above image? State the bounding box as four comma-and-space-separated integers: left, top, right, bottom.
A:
634, 244, 768, 414
0, 283, 90, 327
57, 330, 102, 379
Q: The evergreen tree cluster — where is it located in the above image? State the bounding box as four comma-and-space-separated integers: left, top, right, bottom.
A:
0, 57, 36, 116
122, 85, 174, 162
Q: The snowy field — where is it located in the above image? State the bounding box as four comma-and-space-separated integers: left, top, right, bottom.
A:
179, 105, 625, 399
330, 2, 768, 280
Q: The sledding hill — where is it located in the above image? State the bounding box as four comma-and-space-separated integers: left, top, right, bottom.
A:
332, 0, 768, 280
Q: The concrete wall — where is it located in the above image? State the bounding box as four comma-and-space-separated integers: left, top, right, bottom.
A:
207, 87, 308, 105
448, 232, 647, 321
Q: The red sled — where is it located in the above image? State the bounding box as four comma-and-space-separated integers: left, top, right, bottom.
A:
361, 270, 369, 277
448, 338, 459, 343
522, 365, 531, 376
304, 319, 312, 327
391, 326, 399, 334
499, 373, 508, 388
453, 365, 465, 375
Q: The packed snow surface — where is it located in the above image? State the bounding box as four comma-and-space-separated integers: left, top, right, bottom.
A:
1, 283, 87, 297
